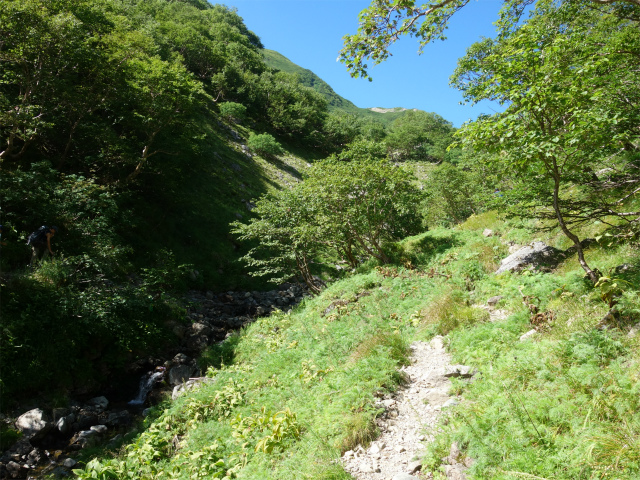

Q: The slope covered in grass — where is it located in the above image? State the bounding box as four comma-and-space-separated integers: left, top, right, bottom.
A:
72, 212, 640, 479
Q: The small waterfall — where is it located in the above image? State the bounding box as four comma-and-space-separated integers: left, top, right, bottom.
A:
128, 370, 164, 406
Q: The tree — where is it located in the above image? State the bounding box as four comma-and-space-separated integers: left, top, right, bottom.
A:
256, 71, 328, 141
233, 159, 425, 290
0, 0, 117, 164
340, 0, 640, 79
304, 159, 425, 265
219, 102, 247, 123
451, 0, 640, 282
247, 133, 283, 157
232, 187, 324, 293
385, 111, 455, 162
120, 54, 205, 182
423, 162, 480, 225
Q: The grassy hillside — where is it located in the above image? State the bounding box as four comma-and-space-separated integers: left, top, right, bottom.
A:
262, 49, 411, 125
71, 211, 640, 479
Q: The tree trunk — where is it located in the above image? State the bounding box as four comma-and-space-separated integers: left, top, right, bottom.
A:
551, 165, 599, 284
295, 252, 321, 294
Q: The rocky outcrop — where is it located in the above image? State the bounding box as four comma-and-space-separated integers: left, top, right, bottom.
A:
15, 409, 52, 441
179, 284, 306, 353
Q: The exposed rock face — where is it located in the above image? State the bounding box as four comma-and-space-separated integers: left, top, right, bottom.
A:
179, 283, 307, 355
168, 365, 196, 386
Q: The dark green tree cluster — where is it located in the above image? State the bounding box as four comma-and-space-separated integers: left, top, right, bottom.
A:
0, 0, 335, 402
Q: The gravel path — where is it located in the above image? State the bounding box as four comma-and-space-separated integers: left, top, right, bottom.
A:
342, 336, 460, 480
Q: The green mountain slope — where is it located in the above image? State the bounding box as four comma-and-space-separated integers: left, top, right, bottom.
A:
262, 49, 412, 125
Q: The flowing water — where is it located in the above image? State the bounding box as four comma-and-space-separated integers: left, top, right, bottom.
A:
128, 370, 165, 406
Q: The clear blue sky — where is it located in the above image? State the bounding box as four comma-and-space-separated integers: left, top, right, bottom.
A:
215, 0, 505, 128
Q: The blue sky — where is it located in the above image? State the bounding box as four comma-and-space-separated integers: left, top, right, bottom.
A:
216, 0, 505, 127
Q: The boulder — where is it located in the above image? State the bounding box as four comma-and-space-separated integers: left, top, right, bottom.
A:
444, 464, 468, 480
172, 353, 191, 364
90, 425, 108, 434
15, 409, 52, 440
487, 295, 503, 307
408, 460, 422, 473
168, 365, 195, 386
56, 415, 74, 435
496, 241, 564, 274
87, 396, 109, 410
191, 322, 211, 336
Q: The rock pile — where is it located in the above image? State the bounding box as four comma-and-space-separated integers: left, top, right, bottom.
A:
176, 284, 306, 353
1, 398, 133, 479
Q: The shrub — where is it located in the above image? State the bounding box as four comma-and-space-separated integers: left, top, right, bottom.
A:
219, 101, 246, 123
247, 133, 283, 157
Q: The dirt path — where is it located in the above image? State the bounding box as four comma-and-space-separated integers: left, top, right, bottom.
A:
342, 336, 460, 480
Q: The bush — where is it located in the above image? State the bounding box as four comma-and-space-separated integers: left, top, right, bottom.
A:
219, 102, 246, 123
247, 133, 283, 157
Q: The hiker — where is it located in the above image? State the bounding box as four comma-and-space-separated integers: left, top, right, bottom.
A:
28, 225, 58, 266
0, 225, 6, 247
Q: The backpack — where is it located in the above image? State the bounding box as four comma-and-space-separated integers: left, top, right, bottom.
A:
27, 226, 49, 246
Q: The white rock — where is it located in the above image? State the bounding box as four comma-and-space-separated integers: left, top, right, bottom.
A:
15, 409, 52, 440
628, 323, 640, 338
90, 424, 108, 434
520, 329, 539, 341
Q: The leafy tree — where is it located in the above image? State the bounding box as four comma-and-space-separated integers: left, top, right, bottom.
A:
385, 111, 455, 162
0, 0, 117, 165
232, 188, 323, 293
360, 119, 387, 142
423, 163, 480, 225
233, 160, 425, 289
219, 102, 247, 123
329, 139, 388, 163
451, 0, 640, 282
256, 71, 328, 141
303, 159, 425, 265
321, 112, 365, 151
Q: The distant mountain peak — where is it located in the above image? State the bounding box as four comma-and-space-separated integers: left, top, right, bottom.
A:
369, 107, 418, 114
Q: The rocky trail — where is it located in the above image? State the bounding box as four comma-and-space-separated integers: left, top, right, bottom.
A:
342, 336, 475, 480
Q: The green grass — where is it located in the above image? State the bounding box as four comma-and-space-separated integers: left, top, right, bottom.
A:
70, 212, 640, 480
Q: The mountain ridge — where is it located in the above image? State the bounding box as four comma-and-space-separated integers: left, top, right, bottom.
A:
262, 49, 416, 125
